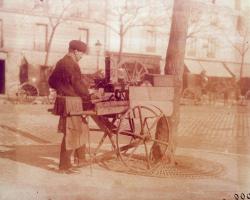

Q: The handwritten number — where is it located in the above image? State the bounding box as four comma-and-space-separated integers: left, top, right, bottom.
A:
234, 193, 250, 200
241, 193, 246, 199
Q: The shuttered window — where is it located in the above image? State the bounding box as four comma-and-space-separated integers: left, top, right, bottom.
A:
146, 30, 156, 53
34, 23, 48, 51
186, 37, 197, 57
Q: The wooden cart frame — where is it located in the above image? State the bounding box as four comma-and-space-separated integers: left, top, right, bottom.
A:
80, 85, 174, 173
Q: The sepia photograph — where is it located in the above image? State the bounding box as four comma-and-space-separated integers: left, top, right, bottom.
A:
0, 0, 249, 199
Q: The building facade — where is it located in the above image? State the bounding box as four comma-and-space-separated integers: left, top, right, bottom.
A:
0, 0, 249, 95
0, 0, 108, 95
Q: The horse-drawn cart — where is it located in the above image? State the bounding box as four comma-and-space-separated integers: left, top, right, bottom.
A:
7, 60, 55, 104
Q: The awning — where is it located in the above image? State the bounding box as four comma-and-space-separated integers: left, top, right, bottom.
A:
199, 61, 232, 78
184, 59, 203, 74
224, 62, 250, 78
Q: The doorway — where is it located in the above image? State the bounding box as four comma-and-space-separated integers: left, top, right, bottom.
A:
0, 59, 5, 94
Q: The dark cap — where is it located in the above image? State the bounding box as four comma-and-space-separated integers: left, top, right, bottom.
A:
69, 40, 87, 53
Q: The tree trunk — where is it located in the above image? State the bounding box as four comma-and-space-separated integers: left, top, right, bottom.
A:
164, 0, 190, 78
118, 24, 124, 64
164, 0, 190, 164
239, 53, 244, 80
44, 26, 57, 67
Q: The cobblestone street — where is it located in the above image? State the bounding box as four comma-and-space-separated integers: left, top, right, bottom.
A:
0, 102, 250, 200
178, 104, 250, 155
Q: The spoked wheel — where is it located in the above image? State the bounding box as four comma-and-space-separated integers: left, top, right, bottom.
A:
116, 105, 169, 172
17, 82, 39, 103
118, 59, 148, 85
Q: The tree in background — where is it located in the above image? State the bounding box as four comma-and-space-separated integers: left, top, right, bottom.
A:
94, 0, 170, 63
34, 0, 85, 66
214, 7, 249, 79
233, 10, 249, 80
187, 2, 218, 39
31, 0, 88, 96
214, 7, 250, 95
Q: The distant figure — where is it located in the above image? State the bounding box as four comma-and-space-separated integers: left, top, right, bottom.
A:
206, 80, 218, 105
19, 56, 29, 84
199, 70, 209, 103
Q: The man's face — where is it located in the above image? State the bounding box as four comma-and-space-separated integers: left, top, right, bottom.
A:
74, 50, 84, 62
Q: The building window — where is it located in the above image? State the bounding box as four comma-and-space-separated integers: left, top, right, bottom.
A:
34, 23, 48, 51
78, 28, 89, 53
210, 13, 218, 26
0, 20, 3, 48
235, 0, 241, 10
70, 0, 89, 18
79, 28, 89, 44
186, 37, 196, 56
207, 38, 216, 58
146, 30, 156, 53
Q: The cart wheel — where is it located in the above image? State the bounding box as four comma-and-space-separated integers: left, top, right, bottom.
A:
17, 82, 39, 103
116, 105, 169, 172
118, 59, 148, 85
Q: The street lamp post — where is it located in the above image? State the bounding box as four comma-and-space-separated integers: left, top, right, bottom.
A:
95, 40, 102, 71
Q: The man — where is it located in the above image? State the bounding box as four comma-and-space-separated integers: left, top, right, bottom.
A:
49, 40, 90, 173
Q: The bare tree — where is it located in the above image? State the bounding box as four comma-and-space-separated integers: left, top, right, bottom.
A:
187, 2, 218, 39
215, 9, 250, 79
233, 13, 249, 79
164, 0, 190, 163
95, 0, 170, 63
34, 0, 83, 66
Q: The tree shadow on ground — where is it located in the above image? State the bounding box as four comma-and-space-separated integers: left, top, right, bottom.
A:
0, 144, 60, 172
0, 144, 113, 173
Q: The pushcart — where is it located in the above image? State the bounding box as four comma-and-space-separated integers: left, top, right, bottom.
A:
76, 83, 175, 173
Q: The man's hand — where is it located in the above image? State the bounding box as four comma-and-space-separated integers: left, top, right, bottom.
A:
90, 93, 100, 100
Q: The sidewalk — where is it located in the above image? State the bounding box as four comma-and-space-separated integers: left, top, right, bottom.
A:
0, 103, 250, 200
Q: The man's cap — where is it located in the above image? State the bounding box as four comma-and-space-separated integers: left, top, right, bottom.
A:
69, 40, 87, 53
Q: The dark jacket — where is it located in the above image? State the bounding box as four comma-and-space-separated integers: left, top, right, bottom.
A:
49, 55, 90, 99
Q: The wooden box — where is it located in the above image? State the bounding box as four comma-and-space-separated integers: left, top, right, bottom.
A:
95, 101, 129, 115
129, 86, 174, 101
129, 86, 174, 116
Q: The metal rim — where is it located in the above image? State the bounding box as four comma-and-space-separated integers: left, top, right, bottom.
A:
118, 59, 148, 85
17, 82, 39, 103
116, 105, 169, 172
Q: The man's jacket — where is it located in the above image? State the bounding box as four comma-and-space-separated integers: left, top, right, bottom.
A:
48, 55, 89, 99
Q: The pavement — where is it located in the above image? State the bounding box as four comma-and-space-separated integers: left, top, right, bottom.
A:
0, 101, 250, 200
